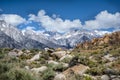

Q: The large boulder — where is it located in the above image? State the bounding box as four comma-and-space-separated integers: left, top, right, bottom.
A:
63, 64, 89, 76
17, 50, 23, 56
61, 63, 69, 68
59, 54, 73, 62
8, 51, 19, 57
45, 48, 54, 53
48, 60, 59, 65
104, 54, 116, 62
31, 66, 48, 73
54, 73, 66, 80
28, 53, 41, 62
24, 66, 29, 70
52, 51, 66, 59
101, 75, 110, 80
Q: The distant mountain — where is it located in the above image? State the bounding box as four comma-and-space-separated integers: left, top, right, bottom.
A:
22, 29, 61, 48
0, 31, 22, 48
0, 20, 111, 49
0, 20, 48, 49
45, 29, 111, 48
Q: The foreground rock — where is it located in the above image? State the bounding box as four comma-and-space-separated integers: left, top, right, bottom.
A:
104, 54, 116, 62
59, 54, 73, 61
54, 74, 66, 80
63, 64, 89, 76
101, 75, 110, 80
27, 53, 41, 62
52, 51, 66, 58
8, 51, 20, 57
48, 60, 59, 65
45, 48, 54, 53
31, 66, 48, 73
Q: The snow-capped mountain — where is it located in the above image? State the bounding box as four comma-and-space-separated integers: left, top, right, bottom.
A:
47, 29, 111, 48
0, 20, 48, 49
0, 20, 111, 49
22, 29, 62, 48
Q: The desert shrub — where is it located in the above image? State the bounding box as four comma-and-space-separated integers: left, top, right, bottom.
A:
39, 58, 46, 64
65, 73, 82, 80
41, 52, 50, 60
69, 56, 79, 67
69, 55, 93, 67
61, 57, 72, 63
42, 68, 55, 80
19, 54, 28, 60
103, 44, 109, 48
91, 51, 98, 55
29, 61, 42, 68
22, 49, 26, 52
0, 52, 5, 59
0, 63, 11, 75
0, 68, 36, 80
0, 48, 12, 53
19, 54, 33, 60
110, 49, 120, 57
30, 49, 40, 54
86, 66, 106, 76
53, 63, 67, 72
0, 48, 10, 59
83, 75, 92, 80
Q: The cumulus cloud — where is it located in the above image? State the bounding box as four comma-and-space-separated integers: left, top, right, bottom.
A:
0, 14, 26, 26
0, 10, 119, 32
22, 26, 44, 36
84, 10, 120, 30
29, 10, 82, 33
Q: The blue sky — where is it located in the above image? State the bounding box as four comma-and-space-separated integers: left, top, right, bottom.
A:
0, 0, 120, 32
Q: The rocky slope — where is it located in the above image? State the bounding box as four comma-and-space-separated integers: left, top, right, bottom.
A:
76, 31, 120, 50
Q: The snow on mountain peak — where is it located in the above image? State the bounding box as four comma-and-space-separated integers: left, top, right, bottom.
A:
0, 20, 113, 48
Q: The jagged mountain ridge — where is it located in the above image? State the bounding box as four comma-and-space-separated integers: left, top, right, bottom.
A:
43, 29, 111, 47
0, 31, 22, 48
0, 20, 111, 49
0, 20, 49, 49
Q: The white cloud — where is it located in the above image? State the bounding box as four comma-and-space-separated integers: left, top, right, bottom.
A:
1, 10, 119, 32
0, 14, 26, 26
22, 26, 44, 36
84, 10, 120, 30
29, 10, 82, 33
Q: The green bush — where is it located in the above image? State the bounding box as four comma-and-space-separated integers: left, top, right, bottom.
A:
83, 75, 92, 80
65, 73, 82, 80
53, 63, 67, 72
0, 68, 36, 80
42, 68, 55, 80
0, 63, 11, 75
61, 57, 72, 63
86, 66, 106, 76
30, 49, 40, 53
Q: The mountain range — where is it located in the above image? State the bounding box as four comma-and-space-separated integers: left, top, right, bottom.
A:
0, 20, 111, 49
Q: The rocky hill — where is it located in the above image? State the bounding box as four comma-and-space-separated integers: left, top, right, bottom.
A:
0, 31, 120, 80
75, 31, 120, 50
